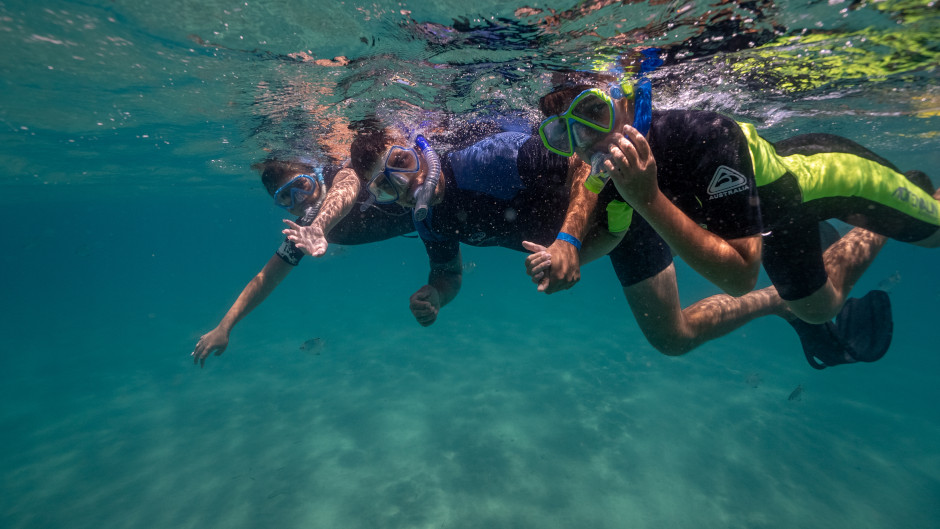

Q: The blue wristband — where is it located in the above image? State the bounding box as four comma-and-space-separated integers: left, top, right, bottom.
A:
556, 232, 582, 250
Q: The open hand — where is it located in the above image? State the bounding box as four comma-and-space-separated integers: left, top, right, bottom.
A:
192, 327, 229, 368
282, 219, 328, 257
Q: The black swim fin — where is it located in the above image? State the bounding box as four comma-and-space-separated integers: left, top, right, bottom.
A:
787, 290, 893, 370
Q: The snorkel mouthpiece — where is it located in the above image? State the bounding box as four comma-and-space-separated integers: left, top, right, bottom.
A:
412, 135, 440, 222
585, 152, 612, 194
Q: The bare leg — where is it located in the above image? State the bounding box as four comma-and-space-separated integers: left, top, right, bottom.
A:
786, 227, 889, 323
624, 225, 890, 355
581, 227, 625, 265
624, 264, 786, 355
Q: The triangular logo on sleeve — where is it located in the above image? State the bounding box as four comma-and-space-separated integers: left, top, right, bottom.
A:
707, 166, 749, 199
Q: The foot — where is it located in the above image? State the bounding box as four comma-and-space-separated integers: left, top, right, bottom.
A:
787, 290, 892, 370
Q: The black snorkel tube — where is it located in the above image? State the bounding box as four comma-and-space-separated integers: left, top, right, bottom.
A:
297, 168, 328, 226
411, 135, 441, 222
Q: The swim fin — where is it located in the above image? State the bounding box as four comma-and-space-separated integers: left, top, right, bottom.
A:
787, 290, 893, 370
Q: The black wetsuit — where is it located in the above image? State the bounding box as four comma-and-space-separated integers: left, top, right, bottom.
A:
275, 166, 416, 266
275, 131, 571, 267
606, 110, 939, 300
415, 131, 571, 263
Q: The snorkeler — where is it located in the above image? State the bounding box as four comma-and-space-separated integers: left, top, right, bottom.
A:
191, 160, 414, 367
192, 115, 609, 366
530, 69, 939, 367
337, 124, 624, 326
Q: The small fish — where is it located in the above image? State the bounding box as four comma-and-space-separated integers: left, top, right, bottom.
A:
462, 261, 477, 273
877, 271, 901, 293
745, 372, 762, 388
787, 384, 804, 402
389, 75, 416, 87
299, 337, 324, 355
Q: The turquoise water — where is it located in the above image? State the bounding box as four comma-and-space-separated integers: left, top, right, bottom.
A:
2, 1, 939, 528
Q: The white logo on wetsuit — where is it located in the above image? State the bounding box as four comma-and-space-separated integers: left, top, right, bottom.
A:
707, 166, 749, 199
466, 231, 493, 244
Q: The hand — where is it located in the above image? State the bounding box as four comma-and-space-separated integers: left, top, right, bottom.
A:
605, 124, 659, 207
522, 240, 552, 291
192, 327, 229, 368
282, 219, 328, 257
523, 239, 580, 294
409, 285, 442, 327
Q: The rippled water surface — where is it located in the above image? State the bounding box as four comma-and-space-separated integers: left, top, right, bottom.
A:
2, 0, 937, 187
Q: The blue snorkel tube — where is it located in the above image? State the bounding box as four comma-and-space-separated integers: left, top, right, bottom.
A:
630, 48, 661, 136
411, 135, 440, 222
631, 77, 653, 136
585, 49, 662, 194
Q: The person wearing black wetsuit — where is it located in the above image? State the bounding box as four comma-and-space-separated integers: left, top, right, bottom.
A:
541, 80, 939, 367
192, 159, 414, 367
274, 164, 417, 266
346, 124, 624, 326
413, 132, 573, 260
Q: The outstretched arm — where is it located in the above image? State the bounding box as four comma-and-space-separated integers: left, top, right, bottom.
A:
284, 167, 361, 257
192, 255, 292, 367
607, 125, 761, 296
410, 251, 463, 326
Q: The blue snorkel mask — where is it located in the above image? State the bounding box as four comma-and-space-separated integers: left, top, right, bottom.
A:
363, 135, 442, 222
274, 168, 327, 225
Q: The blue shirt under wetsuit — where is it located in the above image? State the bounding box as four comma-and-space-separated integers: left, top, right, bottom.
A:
415, 131, 571, 263
275, 130, 572, 267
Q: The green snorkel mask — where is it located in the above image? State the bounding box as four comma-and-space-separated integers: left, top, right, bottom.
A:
537, 82, 627, 158
538, 49, 659, 193
537, 81, 636, 193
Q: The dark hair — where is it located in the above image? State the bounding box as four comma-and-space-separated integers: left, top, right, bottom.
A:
539, 70, 618, 115
252, 158, 317, 196
538, 84, 595, 116
348, 118, 408, 181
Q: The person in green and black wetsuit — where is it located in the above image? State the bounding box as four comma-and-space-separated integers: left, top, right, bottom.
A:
533, 72, 939, 368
